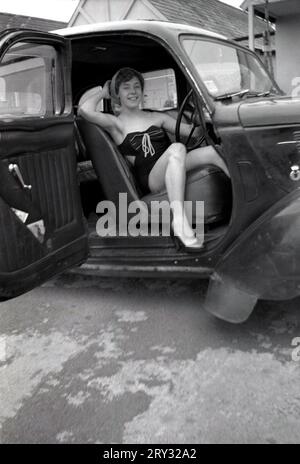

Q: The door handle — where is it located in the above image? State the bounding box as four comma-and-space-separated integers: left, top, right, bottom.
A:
8, 163, 32, 190
290, 165, 300, 181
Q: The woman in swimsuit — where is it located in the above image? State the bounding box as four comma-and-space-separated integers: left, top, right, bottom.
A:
79, 67, 229, 250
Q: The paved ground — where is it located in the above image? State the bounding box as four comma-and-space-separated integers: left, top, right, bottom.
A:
0, 272, 300, 444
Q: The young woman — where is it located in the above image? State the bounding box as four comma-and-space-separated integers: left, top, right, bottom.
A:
79, 67, 229, 250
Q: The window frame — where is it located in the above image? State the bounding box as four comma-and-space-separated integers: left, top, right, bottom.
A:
142, 67, 178, 112
179, 34, 281, 102
0, 30, 72, 124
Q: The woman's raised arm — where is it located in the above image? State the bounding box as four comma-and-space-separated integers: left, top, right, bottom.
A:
78, 82, 121, 134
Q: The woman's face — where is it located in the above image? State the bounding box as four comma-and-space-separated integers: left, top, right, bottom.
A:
118, 76, 143, 109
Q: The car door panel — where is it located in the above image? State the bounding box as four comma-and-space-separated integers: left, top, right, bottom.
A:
0, 31, 88, 299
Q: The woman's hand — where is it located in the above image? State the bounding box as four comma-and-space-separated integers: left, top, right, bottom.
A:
102, 80, 111, 99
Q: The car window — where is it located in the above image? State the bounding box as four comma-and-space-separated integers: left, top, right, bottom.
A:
181, 38, 275, 98
142, 69, 177, 111
0, 42, 64, 119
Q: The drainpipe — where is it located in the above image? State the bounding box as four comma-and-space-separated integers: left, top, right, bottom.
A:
264, 0, 274, 77
248, 3, 255, 51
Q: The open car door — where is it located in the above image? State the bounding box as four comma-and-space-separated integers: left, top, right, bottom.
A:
0, 30, 88, 300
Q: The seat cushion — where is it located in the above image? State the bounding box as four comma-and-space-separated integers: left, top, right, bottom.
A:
142, 165, 232, 224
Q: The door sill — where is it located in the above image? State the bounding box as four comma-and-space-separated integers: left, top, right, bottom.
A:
68, 260, 212, 278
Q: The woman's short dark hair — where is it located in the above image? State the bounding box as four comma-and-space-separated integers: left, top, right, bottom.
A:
113, 68, 144, 94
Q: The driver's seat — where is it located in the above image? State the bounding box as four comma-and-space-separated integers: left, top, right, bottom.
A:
77, 116, 232, 225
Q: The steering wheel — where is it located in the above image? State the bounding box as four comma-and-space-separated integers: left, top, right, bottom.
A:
175, 89, 206, 151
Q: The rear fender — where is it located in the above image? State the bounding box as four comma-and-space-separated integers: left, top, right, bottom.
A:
205, 190, 300, 323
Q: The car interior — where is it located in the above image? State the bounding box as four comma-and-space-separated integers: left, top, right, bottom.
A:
70, 32, 232, 254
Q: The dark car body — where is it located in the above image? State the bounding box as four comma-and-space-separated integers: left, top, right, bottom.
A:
0, 20, 299, 323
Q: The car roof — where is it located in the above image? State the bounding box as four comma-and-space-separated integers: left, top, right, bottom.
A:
53, 19, 227, 41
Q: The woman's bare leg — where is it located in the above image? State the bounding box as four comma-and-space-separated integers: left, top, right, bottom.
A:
148, 143, 229, 246
148, 143, 201, 246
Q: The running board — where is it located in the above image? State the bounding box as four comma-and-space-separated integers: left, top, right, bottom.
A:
89, 232, 175, 249
88, 224, 228, 259
69, 260, 212, 278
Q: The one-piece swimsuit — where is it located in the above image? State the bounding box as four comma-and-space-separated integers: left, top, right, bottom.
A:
118, 125, 171, 194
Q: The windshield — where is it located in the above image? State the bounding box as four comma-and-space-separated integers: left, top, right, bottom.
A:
181, 37, 277, 99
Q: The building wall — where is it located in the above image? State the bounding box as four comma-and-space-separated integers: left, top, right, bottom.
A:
72, 0, 135, 25
275, 14, 300, 95
72, 15, 87, 26
125, 1, 161, 20
71, 0, 163, 26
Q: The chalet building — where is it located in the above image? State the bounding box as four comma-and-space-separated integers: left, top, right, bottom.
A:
68, 0, 268, 52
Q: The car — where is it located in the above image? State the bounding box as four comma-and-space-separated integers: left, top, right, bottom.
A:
0, 20, 299, 323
